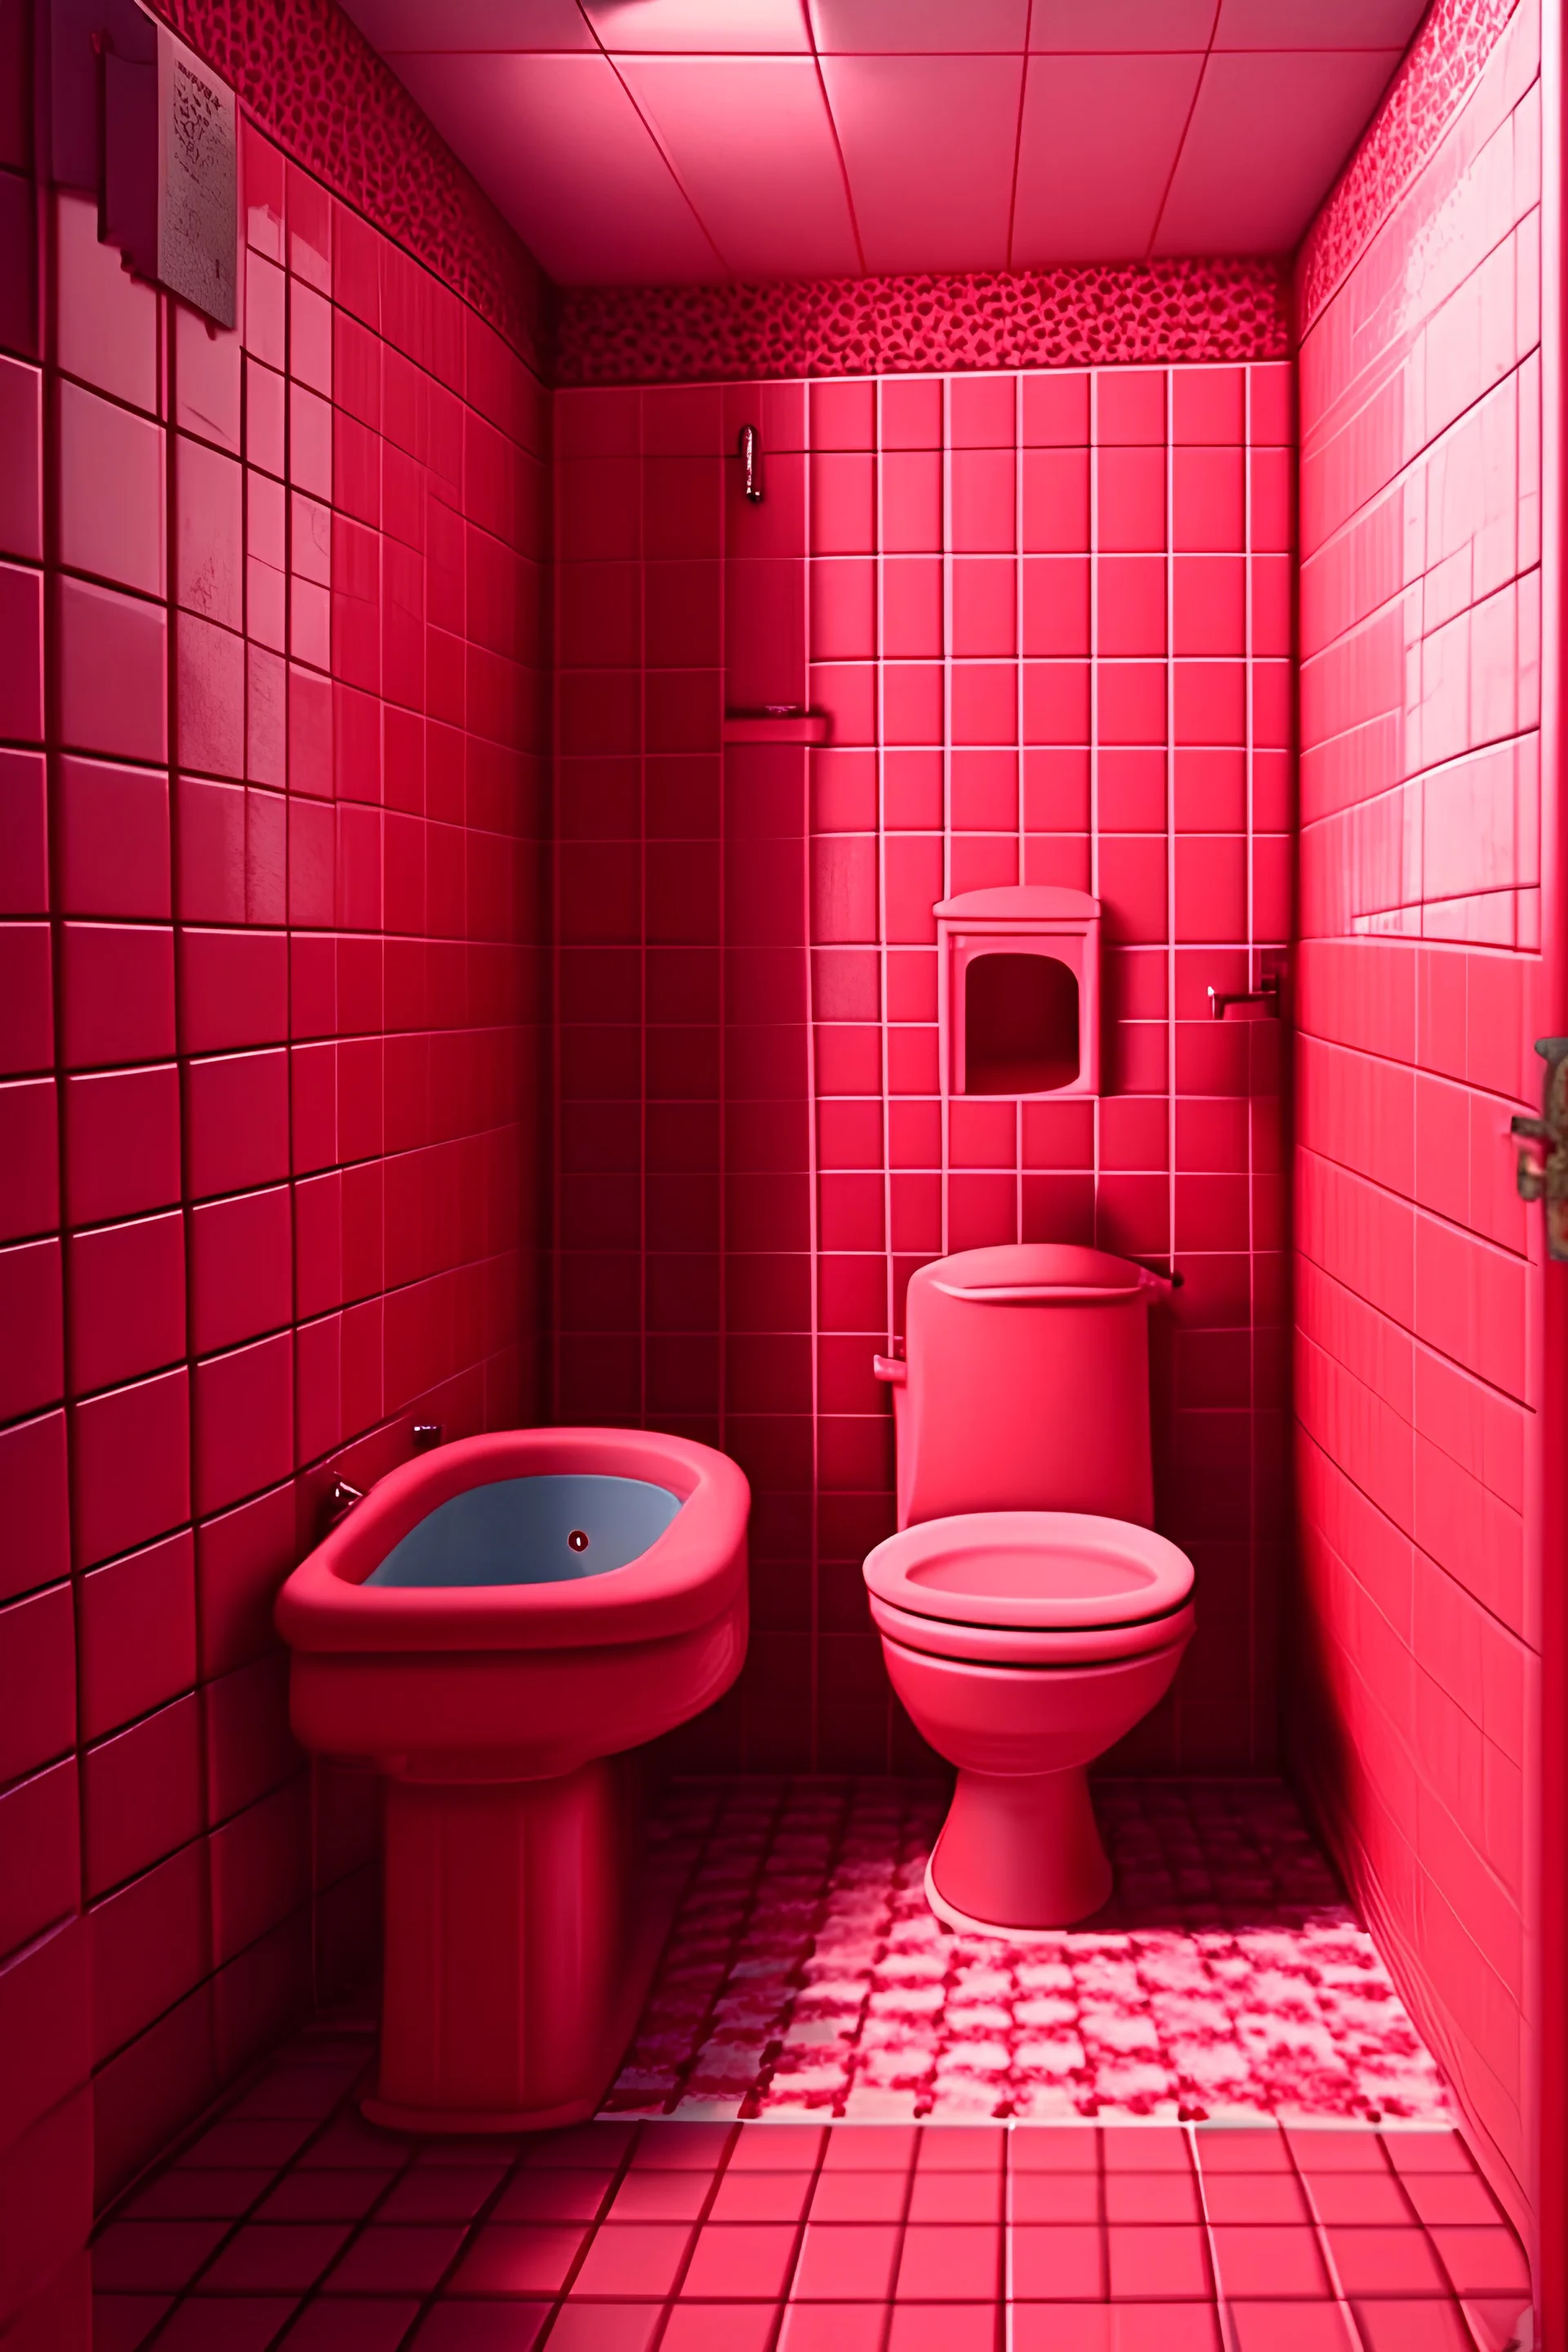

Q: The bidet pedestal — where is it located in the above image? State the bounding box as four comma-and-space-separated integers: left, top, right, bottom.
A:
364, 1752, 674, 2133
926, 1762, 1112, 1932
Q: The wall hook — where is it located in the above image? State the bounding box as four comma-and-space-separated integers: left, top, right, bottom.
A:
1209, 972, 1281, 1020
738, 423, 763, 503
320, 1474, 364, 1535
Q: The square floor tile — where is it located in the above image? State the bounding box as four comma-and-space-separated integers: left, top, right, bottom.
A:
568, 2221, 695, 2298
1327, 2227, 1450, 2297
1230, 2306, 1355, 2352
895, 2221, 1002, 2300
1308, 2176, 1412, 2226
542, 2306, 664, 2352
662, 2305, 780, 2350
408, 2307, 550, 2350
377, 2170, 506, 2224
1352, 2302, 1474, 2351
1428, 2229, 1532, 2297
1194, 2131, 1290, 2173
1398, 2176, 1501, 2228
128, 2172, 275, 2221
1012, 2131, 1102, 2175
917, 2127, 1004, 2172
257, 2172, 392, 2225
608, 2171, 711, 2222
1011, 2224, 1106, 2300
1210, 2225, 1329, 2298
278, 2301, 420, 2350
324, 2225, 466, 2294
92, 2221, 231, 2293
1010, 2175, 1100, 2224
156, 2300, 300, 2350
630, 2123, 733, 2169
907, 2172, 1003, 2223
680, 2221, 800, 2299
708, 2171, 813, 2222
1106, 2224, 1211, 2300
790, 2221, 902, 2301
726, 2127, 826, 2172
1105, 2176, 1200, 2224
201, 2224, 353, 2294
449, 2225, 586, 2296
91, 2296, 173, 2352
810, 2172, 908, 2223
887, 2303, 999, 2350
777, 2306, 888, 2350
491, 2172, 614, 2224
822, 2127, 918, 2172
1010, 2306, 1222, 2350
1200, 2174, 1307, 2225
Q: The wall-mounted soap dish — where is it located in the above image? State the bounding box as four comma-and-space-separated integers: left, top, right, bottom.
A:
722, 707, 830, 745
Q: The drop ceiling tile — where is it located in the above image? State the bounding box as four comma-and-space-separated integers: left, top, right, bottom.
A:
1155, 49, 1403, 252
617, 56, 860, 276
391, 52, 722, 281
820, 52, 1022, 274
1029, 0, 1217, 51
808, 0, 1028, 52
343, 0, 594, 48
581, 0, 812, 49
1013, 54, 1203, 265
1215, 0, 1427, 47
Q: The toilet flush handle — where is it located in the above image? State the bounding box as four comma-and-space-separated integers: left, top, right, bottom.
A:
872, 1354, 907, 1385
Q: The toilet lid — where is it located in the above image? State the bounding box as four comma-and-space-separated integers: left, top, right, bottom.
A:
862, 1510, 1194, 1631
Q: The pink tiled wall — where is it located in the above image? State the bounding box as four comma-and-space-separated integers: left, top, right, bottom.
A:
1294, 0, 1543, 2247
0, 29, 548, 2341
554, 359, 1295, 1779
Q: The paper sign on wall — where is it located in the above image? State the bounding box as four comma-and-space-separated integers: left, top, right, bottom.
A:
102, 7, 236, 330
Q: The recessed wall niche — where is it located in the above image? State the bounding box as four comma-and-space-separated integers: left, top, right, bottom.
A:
937, 888, 1102, 1099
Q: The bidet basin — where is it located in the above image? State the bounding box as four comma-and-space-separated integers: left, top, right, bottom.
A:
276, 1426, 749, 2130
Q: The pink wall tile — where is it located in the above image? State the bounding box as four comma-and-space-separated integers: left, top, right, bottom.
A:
1294, 0, 1542, 2256
555, 362, 1292, 1776
0, 96, 549, 2323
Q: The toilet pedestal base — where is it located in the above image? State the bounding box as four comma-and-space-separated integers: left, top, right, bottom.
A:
927, 1763, 1112, 1932
364, 1752, 675, 2133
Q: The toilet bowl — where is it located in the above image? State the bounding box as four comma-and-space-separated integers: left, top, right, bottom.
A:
865, 1243, 1196, 1931
276, 1425, 749, 2130
865, 1509, 1194, 1928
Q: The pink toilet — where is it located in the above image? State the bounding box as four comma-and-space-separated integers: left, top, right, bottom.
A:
866, 1244, 1195, 1931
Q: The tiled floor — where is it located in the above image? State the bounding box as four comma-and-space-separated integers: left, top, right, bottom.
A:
93, 1781, 1529, 2352
608, 1778, 1454, 2124
95, 2063, 1530, 2352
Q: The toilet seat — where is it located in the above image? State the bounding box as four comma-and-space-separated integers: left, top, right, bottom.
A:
863, 1509, 1195, 1666
867, 1592, 1194, 1666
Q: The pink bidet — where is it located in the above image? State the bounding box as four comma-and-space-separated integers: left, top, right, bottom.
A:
277, 1427, 749, 2131
864, 1512, 1194, 1930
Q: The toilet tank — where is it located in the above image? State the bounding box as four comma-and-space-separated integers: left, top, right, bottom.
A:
885, 1244, 1163, 1530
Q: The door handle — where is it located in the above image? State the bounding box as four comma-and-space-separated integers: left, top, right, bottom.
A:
1512, 1036, 1568, 1259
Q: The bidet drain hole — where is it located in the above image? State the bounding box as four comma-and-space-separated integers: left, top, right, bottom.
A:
567, 1529, 590, 1552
